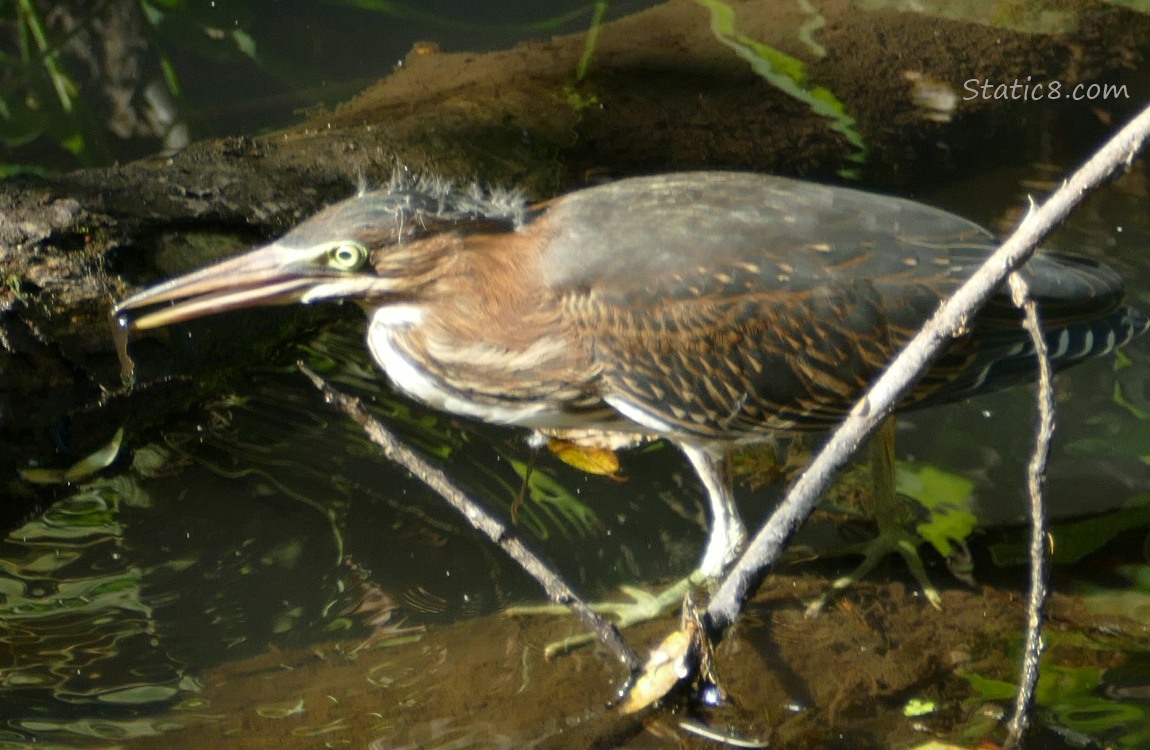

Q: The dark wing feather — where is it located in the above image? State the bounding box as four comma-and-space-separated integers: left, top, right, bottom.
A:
541, 172, 1137, 437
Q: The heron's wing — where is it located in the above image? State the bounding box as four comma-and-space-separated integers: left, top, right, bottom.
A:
542, 173, 1133, 437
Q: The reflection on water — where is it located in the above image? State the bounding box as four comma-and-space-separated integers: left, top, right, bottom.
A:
6, 200, 1150, 746
0, 478, 191, 743
4, 169, 1150, 745
5, 4, 1150, 747
0, 329, 705, 745
6, 170, 1150, 746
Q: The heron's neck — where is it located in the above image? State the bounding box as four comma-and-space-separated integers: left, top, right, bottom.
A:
364, 229, 603, 428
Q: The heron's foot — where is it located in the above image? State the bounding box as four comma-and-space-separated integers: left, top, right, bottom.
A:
804, 420, 962, 618
505, 577, 693, 658
803, 527, 942, 618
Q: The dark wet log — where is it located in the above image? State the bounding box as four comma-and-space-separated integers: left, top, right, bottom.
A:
1, 0, 1148, 478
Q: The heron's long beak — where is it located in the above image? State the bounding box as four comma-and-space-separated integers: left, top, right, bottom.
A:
113, 243, 367, 331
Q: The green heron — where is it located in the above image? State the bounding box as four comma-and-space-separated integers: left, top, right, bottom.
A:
114, 172, 1146, 626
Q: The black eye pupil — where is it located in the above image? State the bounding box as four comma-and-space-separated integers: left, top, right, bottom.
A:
333, 244, 362, 267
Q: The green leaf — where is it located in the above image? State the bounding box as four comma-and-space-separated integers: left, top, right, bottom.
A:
230, 29, 258, 61
896, 463, 977, 557
693, 0, 867, 169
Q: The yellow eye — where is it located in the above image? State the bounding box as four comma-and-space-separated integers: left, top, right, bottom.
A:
328, 242, 368, 271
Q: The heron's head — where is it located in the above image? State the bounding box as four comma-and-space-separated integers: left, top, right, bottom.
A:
114, 183, 527, 331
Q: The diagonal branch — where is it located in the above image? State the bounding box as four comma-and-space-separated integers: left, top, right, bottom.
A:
704, 100, 1150, 636
298, 363, 641, 672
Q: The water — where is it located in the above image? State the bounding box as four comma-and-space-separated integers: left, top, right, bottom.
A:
4, 2, 1150, 748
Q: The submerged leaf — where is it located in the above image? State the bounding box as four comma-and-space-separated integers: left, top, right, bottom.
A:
618, 628, 693, 714
20, 429, 124, 485
896, 463, 977, 557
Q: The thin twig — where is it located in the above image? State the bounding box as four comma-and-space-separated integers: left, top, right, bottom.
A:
1004, 272, 1055, 747
704, 100, 1150, 636
298, 363, 641, 672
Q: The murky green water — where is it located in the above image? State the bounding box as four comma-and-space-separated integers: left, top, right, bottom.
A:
4, 2, 1150, 749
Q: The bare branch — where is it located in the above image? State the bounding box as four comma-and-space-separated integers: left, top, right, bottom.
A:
297, 363, 641, 672
1003, 271, 1055, 746
704, 100, 1150, 636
